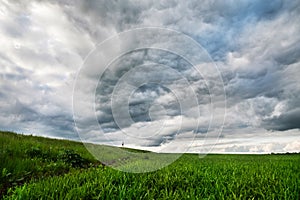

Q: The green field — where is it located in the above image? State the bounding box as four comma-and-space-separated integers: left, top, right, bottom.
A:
1, 131, 299, 199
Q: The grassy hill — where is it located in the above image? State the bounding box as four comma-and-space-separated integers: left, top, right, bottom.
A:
0, 131, 100, 197
1, 131, 300, 199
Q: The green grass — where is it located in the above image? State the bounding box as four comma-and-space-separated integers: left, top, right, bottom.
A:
0, 131, 101, 197
1, 131, 300, 199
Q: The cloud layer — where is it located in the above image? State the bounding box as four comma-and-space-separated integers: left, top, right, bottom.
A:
0, 0, 299, 153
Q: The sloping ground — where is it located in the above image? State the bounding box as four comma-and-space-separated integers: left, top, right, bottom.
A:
1, 131, 300, 199
0, 131, 97, 197
0, 131, 176, 196
0, 131, 145, 197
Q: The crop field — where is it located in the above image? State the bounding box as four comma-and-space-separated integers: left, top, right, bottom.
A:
1, 131, 299, 199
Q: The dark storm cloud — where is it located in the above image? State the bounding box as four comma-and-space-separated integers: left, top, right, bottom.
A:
42, 114, 74, 133
10, 99, 40, 122
213, 0, 300, 133
94, 48, 207, 133
80, 0, 143, 26
146, 134, 176, 147
0, 95, 76, 138
150, 0, 285, 60
263, 108, 300, 131
128, 84, 181, 122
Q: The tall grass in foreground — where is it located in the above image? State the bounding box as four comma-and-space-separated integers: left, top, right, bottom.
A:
0, 131, 98, 197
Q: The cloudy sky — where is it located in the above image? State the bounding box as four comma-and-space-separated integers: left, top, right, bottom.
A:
0, 0, 300, 153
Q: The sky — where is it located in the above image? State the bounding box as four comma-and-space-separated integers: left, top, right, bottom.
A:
0, 0, 300, 154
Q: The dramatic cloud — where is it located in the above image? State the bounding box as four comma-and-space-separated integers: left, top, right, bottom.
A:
0, 0, 299, 153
